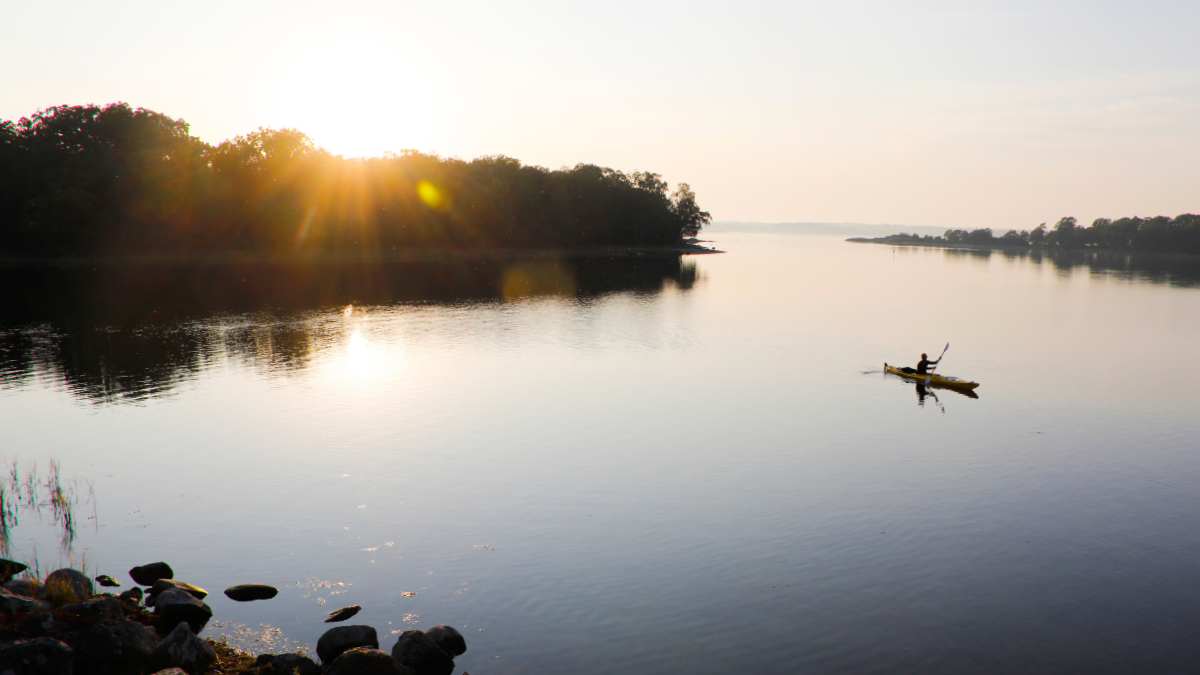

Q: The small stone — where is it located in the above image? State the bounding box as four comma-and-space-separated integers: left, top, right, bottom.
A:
316, 625, 379, 664
0, 586, 48, 615
223, 584, 278, 601
258, 653, 321, 675
325, 604, 362, 622
130, 562, 174, 586
5, 577, 41, 598
153, 588, 213, 635
43, 568, 94, 605
391, 630, 454, 675
0, 637, 73, 674
151, 622, 216, 674
150, 670, 188, 675
120, 587, 145, 605
327, 647, 410, 675
150, 579, 208, 600
425, 625, 467, 657
95, 574, 121, 587
0, 558, 29, 583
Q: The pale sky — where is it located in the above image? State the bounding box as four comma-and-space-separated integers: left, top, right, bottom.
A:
3, 0, 1198, 230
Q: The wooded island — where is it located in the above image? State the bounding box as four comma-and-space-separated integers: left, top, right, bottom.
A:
0, 103, 711, 258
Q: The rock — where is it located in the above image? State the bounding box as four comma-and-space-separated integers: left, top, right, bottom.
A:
425, 625, 467, 657
5, 578, 42, 598
150, 623, 215, 674
129, 562, 174, 587
94, 575, 120, 588
118, 587, 144, 605
324, 604, 362, 622
153, 588, 212, 635
254, 653, 320, 675
0, 586, 48, 615
390, 630, 454, 675
69, 619, 158, 675
316, 625, 379, 665
0, 637, 73, 674
43, 569, 93, 605
0, 558, 29, 583
223, 584, 278, 602
150, 670, 187, 675
59, 596, 123, 623
149, 579, 207, 600
327, 647, 410, 675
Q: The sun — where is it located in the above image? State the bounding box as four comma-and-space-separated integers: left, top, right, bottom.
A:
268, 44, 437, 158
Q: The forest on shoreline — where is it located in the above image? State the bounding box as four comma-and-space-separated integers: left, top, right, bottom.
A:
850, 215, 1200, 254
0, 103, 711, 258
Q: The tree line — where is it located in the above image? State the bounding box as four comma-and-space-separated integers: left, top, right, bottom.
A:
867, 215, 1200, 254
0, 103, 711, 257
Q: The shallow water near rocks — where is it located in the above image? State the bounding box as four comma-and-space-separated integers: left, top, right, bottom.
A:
3, 226, 1200, 673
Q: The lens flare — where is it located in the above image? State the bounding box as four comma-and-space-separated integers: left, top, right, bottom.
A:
501, 261, 577, 301
417, 180, 445, 209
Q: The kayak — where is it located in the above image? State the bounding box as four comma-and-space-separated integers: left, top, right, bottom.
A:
884, 363, 980, 390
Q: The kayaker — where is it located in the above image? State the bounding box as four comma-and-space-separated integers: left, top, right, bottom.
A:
916, 352, 940, 375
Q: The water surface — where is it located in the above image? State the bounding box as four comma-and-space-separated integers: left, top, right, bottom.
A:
2, 228, 1199, 673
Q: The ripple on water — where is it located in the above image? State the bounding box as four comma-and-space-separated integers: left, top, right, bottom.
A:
208, 620, 310, 656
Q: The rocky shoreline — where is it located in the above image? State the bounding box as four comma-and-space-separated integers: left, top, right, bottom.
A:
0, 559, 466, 675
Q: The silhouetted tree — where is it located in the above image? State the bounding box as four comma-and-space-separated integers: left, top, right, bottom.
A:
0, 102, 710, 257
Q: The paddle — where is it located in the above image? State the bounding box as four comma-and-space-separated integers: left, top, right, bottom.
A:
933, 341, 949, 368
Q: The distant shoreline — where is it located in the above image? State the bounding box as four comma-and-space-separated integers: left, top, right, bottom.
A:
845, 237, 1030, 251
0, 241, 722, 269
845, 236, 1200, 259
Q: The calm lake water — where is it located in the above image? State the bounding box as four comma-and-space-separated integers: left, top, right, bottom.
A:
3, 226, 1200, 673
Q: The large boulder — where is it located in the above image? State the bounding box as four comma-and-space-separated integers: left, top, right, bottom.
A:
59, 596, 123, 624
327, 647, 410, 675
223, 584, 278, 602
390, 630, 454, 675
43, 569, 93, 606
425, 625, 466, 657
150, 623, 215, 674
316, 625, 379, 665
129, 563, 174, 587
0, 558, 29, 584
153, 589, 212, 635
253, 653, 320, 675
68, 619, 158, 675
0, 637, 73, 674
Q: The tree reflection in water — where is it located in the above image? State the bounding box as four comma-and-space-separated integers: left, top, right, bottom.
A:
0, 255, 700, 404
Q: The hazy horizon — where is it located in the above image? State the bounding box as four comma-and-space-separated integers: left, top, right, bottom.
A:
4, 1, 1197, 230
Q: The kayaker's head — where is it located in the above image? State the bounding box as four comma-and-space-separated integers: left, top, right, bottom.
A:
920, 352, 927, 360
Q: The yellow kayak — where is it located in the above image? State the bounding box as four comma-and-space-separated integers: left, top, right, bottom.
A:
884, 363, 980, 390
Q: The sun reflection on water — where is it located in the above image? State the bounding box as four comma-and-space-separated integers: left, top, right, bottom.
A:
317, 310, 406, 384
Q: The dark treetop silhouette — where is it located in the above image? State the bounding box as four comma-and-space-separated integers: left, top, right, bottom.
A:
0, 103, 711, 257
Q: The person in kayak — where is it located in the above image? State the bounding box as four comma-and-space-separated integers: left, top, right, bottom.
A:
916, 352, 940, 375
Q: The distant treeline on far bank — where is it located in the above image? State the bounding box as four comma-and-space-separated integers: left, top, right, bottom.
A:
851, 215, 1200, 255
0, 103, 711, 258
